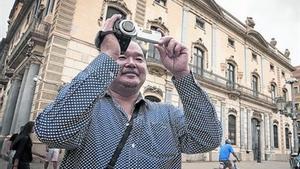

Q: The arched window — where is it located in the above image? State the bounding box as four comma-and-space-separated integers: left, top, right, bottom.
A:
252, 75, 258, 96
285, 128, 290, 149
193, 47, 204, 75
283, 88, 288, 102
271, 83, 276, 103
148, 26, 160, 60
145, 95, 161, 102
227, 63, 235, 89
106, 6, 126, 19
273, 124, 279, 148
228, 115, 236, 145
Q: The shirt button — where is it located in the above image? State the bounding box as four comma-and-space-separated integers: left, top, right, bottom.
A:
126, 123, 129, 126
131, 143, 135, 148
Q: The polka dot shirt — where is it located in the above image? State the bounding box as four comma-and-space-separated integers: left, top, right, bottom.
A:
34, 53, 222, 169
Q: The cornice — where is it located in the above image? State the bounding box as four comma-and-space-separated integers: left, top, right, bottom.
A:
6, 0, 34, 42
187, 0, 294, 71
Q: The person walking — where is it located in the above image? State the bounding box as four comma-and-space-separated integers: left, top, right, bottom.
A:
11, 121, 34, 169
44, 145, 60, 169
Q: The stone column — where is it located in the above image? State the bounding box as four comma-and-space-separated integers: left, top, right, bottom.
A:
247, 109, 252, 151
0, 76, 22, 136
260, 115, 265, 160
221, 102, 226, 144
240, 108, 245, 149
269, 115, 274, 149
211, 23, 217, 72
10, 67, 29, 133
12, 62, 40, 133
180, 6, 189, 45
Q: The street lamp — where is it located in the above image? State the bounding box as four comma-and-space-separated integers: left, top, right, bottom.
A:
256, 123, 261, 163
276, 96, 286, 114
286, 77, 299, 154
288, 130, 292, 154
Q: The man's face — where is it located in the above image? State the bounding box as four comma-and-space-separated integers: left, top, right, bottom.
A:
112, 41, 147, 90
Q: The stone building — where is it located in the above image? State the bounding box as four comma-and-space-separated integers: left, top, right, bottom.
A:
292, 65, 300, 146
0, 0, 296, 161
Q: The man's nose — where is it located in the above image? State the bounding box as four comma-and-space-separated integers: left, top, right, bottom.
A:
124, 57, 136, 67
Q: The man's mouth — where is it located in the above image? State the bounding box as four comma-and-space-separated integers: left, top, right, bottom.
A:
121, 70, 139, 76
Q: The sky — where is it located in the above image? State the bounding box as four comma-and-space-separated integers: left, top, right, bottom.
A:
0, 0, 299, 66
214, 0, 300, 66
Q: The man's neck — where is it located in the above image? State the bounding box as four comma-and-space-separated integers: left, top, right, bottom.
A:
108, 88, 139, 118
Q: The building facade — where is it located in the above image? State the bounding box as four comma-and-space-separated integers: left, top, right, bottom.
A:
292, 65, 300, 147
0, 0, 296, 161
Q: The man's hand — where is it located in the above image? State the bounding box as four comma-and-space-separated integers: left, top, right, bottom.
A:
99, 14, 122, 60
155, 36, 190, 79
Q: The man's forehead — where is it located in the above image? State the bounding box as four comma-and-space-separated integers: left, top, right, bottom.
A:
126, 41, 144, 57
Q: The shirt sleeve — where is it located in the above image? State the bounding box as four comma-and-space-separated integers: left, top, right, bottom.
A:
171, 72, 222, 154
229, 145, 234, 153
34, 53, 119, 149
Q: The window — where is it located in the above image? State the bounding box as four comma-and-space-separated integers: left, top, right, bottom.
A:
270, 64, 274, 71
193, 47, 204, 75
227, 63, 235, 89
34, 0, 41, 16
148, 26, 160, 59
283, 89, 287, 102
252, 75, 258, 96
294, 87, 299, 94
282, 71, 285, 78
154, 0, 167, 6
228, 115, 236, 145
25, 11, 31, 26
45, 0, 56, 15
106, 7, 126, 19
271, 84, 276, 103
285, 128, 290, 149
196, 17, 205, 29
252, 53, 257, 61
228, 38, 235, 48
145, 95, 161, 102
273, 124, 279, 148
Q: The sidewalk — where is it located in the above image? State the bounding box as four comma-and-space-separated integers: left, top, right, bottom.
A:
0, 158, 290, 169
182, 161, 290, 169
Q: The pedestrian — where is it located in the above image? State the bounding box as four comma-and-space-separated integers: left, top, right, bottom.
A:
11, 121, 35, 169
34, 14, 222, 168
219, 139, 240, 169
44, 145, 60, 169
6, 133, 18, 169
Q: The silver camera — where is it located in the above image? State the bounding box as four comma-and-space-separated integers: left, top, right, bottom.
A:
114, 19, 162, 44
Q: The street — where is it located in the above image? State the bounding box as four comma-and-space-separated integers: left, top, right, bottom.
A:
0, 158, 290, 169
182, 161, 290, 169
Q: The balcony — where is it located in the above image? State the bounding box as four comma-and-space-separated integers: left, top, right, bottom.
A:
189, 64, 275, 107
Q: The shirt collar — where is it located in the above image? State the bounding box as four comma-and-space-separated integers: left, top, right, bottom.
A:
104, 90, 149, 109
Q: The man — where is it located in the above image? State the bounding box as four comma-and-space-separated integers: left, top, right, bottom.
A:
35, 14, 222, 168
44, 145, 61, 169
219, 139, 239, 169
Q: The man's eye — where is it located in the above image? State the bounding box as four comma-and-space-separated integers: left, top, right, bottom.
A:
136, 57, 144, 61
119, 56, 126, 59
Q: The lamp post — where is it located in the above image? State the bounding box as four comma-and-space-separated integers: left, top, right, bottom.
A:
286, 78, 299, 154
276, 97, 286, 114
288, 130, 293, 154
256, 123, 261, 163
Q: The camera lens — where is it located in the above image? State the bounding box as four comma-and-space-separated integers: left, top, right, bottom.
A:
122, 20, 135, 32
